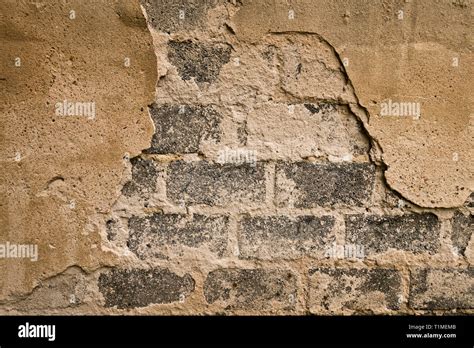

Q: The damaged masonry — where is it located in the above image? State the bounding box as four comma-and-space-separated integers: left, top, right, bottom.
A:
0, 0, 472, 316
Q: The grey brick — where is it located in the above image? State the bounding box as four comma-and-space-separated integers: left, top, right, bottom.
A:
452, 211, 473, 256
168, 40, 231, 83
345, 213, 440, 255
98, 268, 194, 309
409, 268, 474, 310
304, 102, 337, 115
238, 215, 335, 259
276, 162, 375, 207
145, 104, 222, 154
167, 161, 265, 206
309, 268, 402, 313
464, 192, 474, 207
106, 219, 118, 242
121, 156, 160, 197
204, 268, 297, 311
140, 0, 218, 32
128, 213, 229, 259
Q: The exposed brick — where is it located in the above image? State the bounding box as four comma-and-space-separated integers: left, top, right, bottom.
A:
98, 268, 194, 309
167, 161, 265, 206
204, 268, 297, 311
304, 102, 336, 115
409, 268, 474, 310
464, 192, 474, 207
276, 162, 375, 207
140, 0, 218, 32
277, 36, 353, 101
106, 219, 118, 242
345, 213, 440, 255
309, 268, 402, 313
121, 156, 160, 197
128, 213, 229, 259
238, 215, 335, 259
451, 211, 473, 256
168, 40, 231, 83
145, 104, 222, 154
246, 103, 370, 160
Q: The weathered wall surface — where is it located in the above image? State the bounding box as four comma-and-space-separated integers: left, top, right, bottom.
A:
0, 0, 156, 300
0, 0, 472, 315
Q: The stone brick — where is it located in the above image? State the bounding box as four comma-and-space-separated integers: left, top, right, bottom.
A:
140, 0, 218, 32
121, 156, 160, 196
238, 215, 335, 259
204, 268, 297, 311
409, 268, 474, 310
145, 104, 222, 154
128, 213, 229, 259
98, 268, 195, 309
465, 192, 474, 207
167, 161, 265, 206
304, 102, 336, 115
168, 40, 231, 83
246, 103, 370, 160
451, 211, 473, 256
345, 213, 441, 255
106, 219, 119, 242
276, 162, 375, 207
308, 268, 402, 313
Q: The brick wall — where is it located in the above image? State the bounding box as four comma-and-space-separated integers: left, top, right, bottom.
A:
96, 0, 473, 315
2, 0, 472, 315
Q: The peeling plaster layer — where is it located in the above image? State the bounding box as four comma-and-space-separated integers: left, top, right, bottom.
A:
233, 0, 473, 208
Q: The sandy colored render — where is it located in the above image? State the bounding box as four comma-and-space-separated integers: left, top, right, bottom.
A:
0, 0, 156, 300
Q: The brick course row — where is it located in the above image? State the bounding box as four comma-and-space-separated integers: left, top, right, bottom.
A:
98, 267, 473, 311
126, 212, 441, 259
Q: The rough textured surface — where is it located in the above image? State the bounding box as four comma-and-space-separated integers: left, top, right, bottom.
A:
122, 157, 161, 197
246, 103, 370, 160
276, 163, 375, 207
409, 268, 474, 310
98, 268, 195, 309
309, 268, 402, 314
128, 213, 229, 259
345, 213, 441, 255
0, 0, 156, 300
166, 161, 266, 206
204, 269, 297, 312
239, 215, 335, 259
11, 268, 89, 312
465, 193, 474, 208
233, 0, 473, 208
167, 40, 232, 83
146, 104, 222, 154
451, 211, 473, 256
140, 0, 219, 32
1, 0, 473, 315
